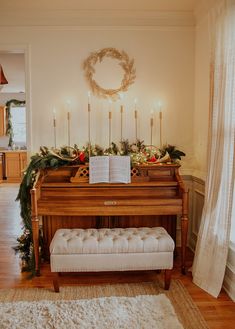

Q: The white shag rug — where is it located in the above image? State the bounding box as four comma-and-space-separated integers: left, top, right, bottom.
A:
0, 294, 183, 329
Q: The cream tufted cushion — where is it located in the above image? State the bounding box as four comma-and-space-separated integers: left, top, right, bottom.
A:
50, 227, 174, 255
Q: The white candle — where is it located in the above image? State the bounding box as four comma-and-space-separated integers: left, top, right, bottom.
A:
134, 98, 138, 145
120, 93, 124, 142
66, 100, 71, 147
108, 99, 112, 147
158, 101, 163, 147
87, 91, 91, 152
134, 98, 138, 108
53, 108, 57, 148
150, 110, 154, 145
88, 91, 91, 112
53, 108, 56, 121
120, 105, 124, 142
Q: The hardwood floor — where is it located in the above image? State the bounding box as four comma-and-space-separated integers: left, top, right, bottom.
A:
0, 183, 234, 328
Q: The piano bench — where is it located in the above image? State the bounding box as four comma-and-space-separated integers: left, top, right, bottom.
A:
50, 227, 175, 292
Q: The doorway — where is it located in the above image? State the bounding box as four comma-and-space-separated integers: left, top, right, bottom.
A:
0, 50, 28, 150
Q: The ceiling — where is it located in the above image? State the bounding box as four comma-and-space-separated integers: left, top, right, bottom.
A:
0, 0, 197, 11
0, 0, 201, 27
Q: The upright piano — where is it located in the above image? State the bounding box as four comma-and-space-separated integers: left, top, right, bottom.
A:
31, 164, 189, 275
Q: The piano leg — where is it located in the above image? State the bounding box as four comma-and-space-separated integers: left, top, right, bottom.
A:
32, 216, 40, 276
31, 188, 40, 276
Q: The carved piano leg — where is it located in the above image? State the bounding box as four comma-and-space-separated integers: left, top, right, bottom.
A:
31, 188, 40, 276
32, 218, 40, 276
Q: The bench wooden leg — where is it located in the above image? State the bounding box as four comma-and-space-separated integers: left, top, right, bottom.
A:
53, 273, 60, 293
164, 269, 172, 290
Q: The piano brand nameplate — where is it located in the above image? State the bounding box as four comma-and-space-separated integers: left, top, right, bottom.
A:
104, 201, 117, 206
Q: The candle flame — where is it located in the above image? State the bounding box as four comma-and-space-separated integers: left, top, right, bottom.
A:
53, 108, 56, 120
119, 93, 124, 100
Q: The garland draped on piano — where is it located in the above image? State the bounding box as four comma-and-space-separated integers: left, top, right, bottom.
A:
14, 141, 185, 275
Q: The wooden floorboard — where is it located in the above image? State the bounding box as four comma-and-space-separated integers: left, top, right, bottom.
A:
0, 183, 234, 328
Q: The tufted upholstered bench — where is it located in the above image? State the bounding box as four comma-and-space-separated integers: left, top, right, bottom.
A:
50, 227, 175, 292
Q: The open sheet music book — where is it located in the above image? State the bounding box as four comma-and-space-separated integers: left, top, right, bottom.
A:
89, 156, 131, 184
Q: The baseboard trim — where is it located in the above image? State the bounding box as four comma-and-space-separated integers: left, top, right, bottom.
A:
223, 265, 235, 301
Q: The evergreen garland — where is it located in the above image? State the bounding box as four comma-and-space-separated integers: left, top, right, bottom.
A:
15, 146, 83, 274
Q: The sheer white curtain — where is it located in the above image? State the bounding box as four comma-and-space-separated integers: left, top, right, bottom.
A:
192, 0, 235, 298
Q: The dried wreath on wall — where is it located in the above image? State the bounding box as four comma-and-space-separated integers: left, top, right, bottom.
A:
83, 47, 136, 100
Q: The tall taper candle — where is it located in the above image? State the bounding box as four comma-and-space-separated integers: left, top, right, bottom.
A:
66, 100, 71, 147
88, 91, 91, 144
67, 111, 71, 147
88, 91, 91, 156
109, 111, 112, 147
120, 105, 124, 142
134, 109, 138, 146
150, 111, 154, 145
119, 93, 124, 142
134, 98, 138, 145
158, 102, 163, 147
53, 108, 57, 148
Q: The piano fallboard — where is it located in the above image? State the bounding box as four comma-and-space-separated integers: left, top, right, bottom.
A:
38, 180, 182, 216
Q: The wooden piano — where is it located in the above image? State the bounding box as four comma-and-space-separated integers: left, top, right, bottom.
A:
31, 164, 189, 275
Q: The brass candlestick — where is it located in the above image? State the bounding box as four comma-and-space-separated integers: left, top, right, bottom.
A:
53, 109, 57, 149
120, 105, 124, 142
159, 111, 162, 148
134, 110, 138, 145
150, 117, 154, 146
88, 102, 91, 156
109, 111, 112, 147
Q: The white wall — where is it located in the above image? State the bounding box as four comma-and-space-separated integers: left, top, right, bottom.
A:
0, 26, 195, 172
193, 16, 210, 180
